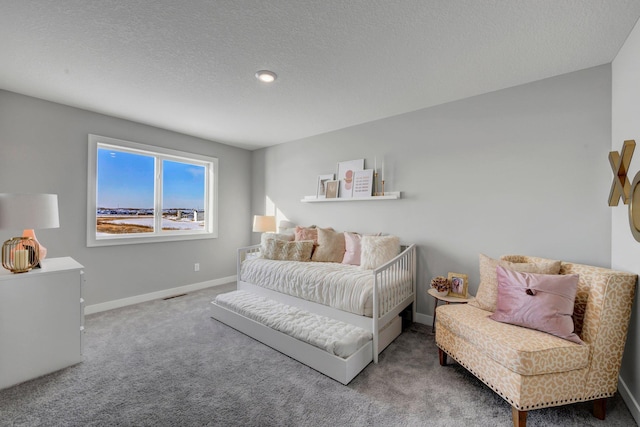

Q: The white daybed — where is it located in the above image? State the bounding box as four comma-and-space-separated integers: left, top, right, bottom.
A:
210, 242, 416, 384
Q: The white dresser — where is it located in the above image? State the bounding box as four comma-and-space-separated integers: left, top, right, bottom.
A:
0, 257, 84, 389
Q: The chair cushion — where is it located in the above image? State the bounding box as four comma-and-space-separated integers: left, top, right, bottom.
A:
436, 304, 590, 376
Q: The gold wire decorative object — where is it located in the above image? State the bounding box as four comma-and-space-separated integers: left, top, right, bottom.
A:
1, 236, 39, 273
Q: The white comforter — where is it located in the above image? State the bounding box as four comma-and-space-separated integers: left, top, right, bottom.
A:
240, 258, 412, 317
215, 290, 372, 358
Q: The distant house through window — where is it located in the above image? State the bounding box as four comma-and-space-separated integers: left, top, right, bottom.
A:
87, 134, 218, 246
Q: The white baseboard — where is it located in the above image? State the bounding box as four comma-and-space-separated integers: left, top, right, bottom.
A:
414, 312, 431, 326
619, 374, 640, 425
84, 275, 236, 315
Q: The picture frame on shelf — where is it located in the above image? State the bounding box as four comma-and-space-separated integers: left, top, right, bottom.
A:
316, 174, 335, 198
336, 159, 364, 199
352, 169, 374, 197
325, 180, 339, 198
447, 272, 468, 298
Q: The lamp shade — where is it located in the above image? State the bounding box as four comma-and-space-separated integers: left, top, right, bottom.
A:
0, 193, 60, 231
252, 215, 276, 233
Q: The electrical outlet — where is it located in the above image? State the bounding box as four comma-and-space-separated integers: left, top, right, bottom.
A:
194, 263, 200, 272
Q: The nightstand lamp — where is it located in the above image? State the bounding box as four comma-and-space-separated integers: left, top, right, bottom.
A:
0, 193, 60, 273
252, 215, 276, 233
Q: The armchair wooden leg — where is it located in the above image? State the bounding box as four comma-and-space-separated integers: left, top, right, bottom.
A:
438, 348, 447, 366
512, 407, 527, 427
593, 398, 606, 420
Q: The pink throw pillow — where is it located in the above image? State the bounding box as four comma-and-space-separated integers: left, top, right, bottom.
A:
490, 266, 583, 344
341, 232, 362, 265
294, 226, 318, 244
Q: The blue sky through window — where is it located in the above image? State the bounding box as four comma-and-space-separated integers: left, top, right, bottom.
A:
162, 160, 205, 209
97, 149, 205, 209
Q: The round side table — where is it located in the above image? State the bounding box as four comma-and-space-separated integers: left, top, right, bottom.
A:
428, 288, 475, 333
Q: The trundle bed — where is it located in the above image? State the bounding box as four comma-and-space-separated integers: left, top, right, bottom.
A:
210, 241, 416, 384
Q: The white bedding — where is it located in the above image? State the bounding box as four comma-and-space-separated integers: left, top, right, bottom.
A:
215, 290, 372, 358
240, 258, 412, 317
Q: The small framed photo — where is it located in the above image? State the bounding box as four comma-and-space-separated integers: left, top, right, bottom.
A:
316, 174, 334, 198
447, 272, 468, 298
325, 180, 339, 198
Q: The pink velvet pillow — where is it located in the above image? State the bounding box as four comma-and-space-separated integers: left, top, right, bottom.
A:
490, 266, 583, 344
294, 226, 318, 244
341, 232, 362, 265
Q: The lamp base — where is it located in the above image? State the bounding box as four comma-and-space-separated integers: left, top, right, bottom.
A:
1, 236, 39, 273
22, 229, 45, 268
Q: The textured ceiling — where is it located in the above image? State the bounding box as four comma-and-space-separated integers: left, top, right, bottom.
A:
2, 1, 640, 150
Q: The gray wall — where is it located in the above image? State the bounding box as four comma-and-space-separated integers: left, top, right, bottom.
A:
252, 65, 612, 322
0, 90, 252, 306
612, 17, 640, 424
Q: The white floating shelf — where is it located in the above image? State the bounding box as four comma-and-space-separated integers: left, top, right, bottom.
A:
301, 192, 401, 203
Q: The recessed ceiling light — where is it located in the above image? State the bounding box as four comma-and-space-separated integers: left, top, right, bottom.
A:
255, 70, 277, 83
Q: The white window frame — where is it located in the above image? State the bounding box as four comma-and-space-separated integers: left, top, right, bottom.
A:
87, 134, 218, 247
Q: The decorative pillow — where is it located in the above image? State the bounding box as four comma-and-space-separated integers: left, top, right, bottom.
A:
294, 226, 318, 244
283, 240, 314, 261
341, 232, 362, 265
312, 228, 346, 263
469, 253, 561, 312
360, 235, 400, 270
261, 236, 280, 259
266, 232, 294, 242
278, 220, 297, 237
490, 266, 583, 344
259, 233, 292, 255
262, 238, 314, 261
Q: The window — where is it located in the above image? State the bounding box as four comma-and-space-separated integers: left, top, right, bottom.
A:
87, 134, 218, 246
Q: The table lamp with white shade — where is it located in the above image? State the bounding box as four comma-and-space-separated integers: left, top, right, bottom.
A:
252, 215, 276, 233
0, 193, 60, 273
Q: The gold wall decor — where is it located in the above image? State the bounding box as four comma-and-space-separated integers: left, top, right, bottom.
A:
629, 172, 640, 242
609, 139, 640, 242
608, 140, 636, 206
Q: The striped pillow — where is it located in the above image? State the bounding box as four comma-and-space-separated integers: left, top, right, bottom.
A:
263, 238, 314, 261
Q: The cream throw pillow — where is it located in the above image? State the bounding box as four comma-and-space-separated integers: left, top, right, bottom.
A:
260, 233, 291, 255
311, 228, 346, 263
261, 234, 313, 261
470, 253, 562, 312
360, 235, 400, 270
278, 220, 297, 237
282, 241, 314, 261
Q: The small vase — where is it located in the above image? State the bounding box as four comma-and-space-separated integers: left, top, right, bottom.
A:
433, 289, 449, 297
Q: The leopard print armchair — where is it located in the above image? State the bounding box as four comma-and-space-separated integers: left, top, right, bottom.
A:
435, 255, 637, 427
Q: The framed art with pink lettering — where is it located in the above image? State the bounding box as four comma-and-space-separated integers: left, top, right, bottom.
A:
336, 159, 364, 198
